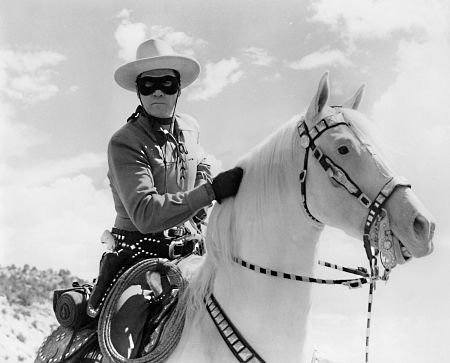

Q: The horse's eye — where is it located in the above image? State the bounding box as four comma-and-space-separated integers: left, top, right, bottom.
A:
338, 146, 349, 155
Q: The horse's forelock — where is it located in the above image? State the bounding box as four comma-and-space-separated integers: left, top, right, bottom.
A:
341, 108, 395, 167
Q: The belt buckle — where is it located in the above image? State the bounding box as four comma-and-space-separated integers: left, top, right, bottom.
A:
173, 227, 185, 237
166, 227, 185, 238
169, 239, 184, 259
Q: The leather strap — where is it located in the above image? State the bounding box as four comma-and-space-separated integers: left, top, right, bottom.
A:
205, 294, 266, 363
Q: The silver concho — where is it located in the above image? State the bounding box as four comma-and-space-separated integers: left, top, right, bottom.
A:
377, 209, 397, 271
300, 135, 310, 148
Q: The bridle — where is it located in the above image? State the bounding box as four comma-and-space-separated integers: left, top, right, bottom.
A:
297, 109, 411, 278
205, 110, 412, 363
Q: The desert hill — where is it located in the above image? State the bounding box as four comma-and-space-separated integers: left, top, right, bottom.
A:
0, 264, 90, 362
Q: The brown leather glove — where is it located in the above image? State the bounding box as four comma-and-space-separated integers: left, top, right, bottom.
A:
211, 167, 244, 203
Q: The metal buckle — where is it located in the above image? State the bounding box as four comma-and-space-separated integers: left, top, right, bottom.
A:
343, 279, 363, 289
358, 193, 371, 208
164, 226, 186, 238
169, 239, 185, 259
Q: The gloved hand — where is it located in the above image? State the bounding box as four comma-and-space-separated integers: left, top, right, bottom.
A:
211, 167, 244, 203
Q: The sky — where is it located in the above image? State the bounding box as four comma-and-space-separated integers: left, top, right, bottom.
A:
0, 0, 449, 362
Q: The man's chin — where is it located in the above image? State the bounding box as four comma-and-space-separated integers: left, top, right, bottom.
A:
147, 105, 172, 118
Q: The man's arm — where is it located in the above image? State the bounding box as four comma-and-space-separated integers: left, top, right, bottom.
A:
108, 133, 215, 234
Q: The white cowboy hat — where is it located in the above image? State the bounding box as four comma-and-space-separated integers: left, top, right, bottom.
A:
114, 38, 201, 92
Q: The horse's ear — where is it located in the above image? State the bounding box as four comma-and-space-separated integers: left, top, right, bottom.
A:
343, 84, 365, 110
306, 72, 330, 124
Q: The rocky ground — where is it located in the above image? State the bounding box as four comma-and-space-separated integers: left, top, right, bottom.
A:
0, 264, 89, 362
0, 295, 57, 362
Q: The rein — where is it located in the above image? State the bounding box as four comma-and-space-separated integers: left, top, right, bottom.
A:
206, 111, 412, 363
207, 257, 377, 363
298, 112, 409, 362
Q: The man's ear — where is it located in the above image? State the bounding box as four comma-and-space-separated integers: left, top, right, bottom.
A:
136, 83, 140, 98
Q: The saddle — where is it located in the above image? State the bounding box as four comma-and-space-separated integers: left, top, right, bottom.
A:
36, 258, 187, 363
98, 258, 188, 362
35, 324, 98, 363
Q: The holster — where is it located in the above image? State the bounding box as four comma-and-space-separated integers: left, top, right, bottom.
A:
87, 228, 197, 318
86, 250, 133, 318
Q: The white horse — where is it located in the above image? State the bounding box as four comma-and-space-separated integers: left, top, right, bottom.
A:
165, 72, 435, 363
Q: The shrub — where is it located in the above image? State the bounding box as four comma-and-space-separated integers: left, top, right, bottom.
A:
16, 332, 26, 343
0, 264, 90, 307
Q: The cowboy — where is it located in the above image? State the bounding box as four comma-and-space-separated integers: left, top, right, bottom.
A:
87, 38, 243, 318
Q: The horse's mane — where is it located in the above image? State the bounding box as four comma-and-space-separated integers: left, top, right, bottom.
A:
184, 115, 305, 322
184, 107, 392, 323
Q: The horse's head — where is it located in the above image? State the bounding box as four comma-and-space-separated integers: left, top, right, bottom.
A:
302, 72, 435, 268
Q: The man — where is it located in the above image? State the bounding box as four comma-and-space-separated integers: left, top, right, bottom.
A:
87, 38, 243, 318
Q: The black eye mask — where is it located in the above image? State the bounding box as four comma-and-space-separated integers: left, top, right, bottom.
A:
137, 75, 180, 96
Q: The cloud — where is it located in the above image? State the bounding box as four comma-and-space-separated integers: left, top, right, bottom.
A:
116, 8, 132, 19
371, 37, 450, 224
0, 105, 48, 161
0, 49, 66, 73
0, 47, 66, 103
308, 0, 449, 41
0, 142, 109, 278
241, 47, 274, 66
263, 72, 282, 82
0, 44, 108, 277
8, 74, 59, 102
114, 10, 147, 61
2, 152, 106, 187
67, 85, 79, 94
0, 44, 78, 161
114, 11, 207, 61
0, 84, 49, 162
286, 48, 353, 70
0, 46, 65, 162
306, 0, 450, 224
149, 25, 207, 58
1, 174, 114, 278
187, 58, 244, 101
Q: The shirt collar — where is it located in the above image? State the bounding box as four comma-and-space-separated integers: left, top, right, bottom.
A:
136, 113, 193, 147
175, 115, 195, 131
137, 113, 194, 133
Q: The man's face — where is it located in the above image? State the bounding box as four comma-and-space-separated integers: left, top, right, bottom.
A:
137, 69, 179, 118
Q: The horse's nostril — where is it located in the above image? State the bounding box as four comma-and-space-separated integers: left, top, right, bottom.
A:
413, 215, 431, 241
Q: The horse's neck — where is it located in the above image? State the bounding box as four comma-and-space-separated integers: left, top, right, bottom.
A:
213, 223, 322, 363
